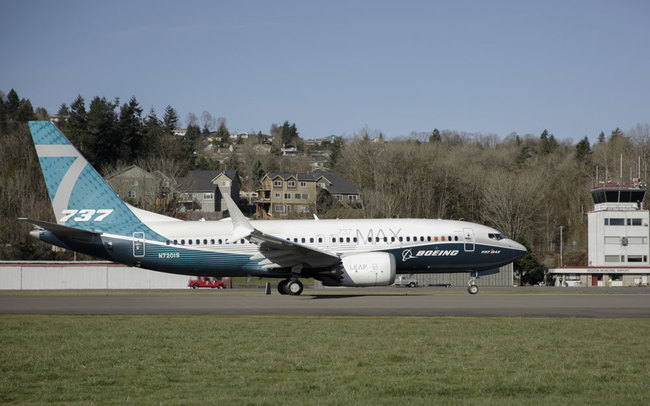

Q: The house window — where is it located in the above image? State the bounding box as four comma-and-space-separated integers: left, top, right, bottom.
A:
348, 195, 358, 201
295, 193, 301, 199
334, 195, 342, 201
275, 204, 285, 213
288, 181, 296, 187
606, 218, 625, 226
203, 193, 213, 199
295, 205, 309, 213
222, 181, 230, 187
128, 191, 136, 198
300, 181, 307, 187
274, 180, 282, 187
284, 193, 291, 199
275, 192, 281, 198
627, 218, 643, 226
132, 180, 138, 186
302, 194, 309, 200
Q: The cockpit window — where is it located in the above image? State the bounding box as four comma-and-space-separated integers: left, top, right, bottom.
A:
488, 233, 506, 240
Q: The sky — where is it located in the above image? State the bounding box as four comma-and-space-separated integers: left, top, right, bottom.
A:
1, 0, 649, 142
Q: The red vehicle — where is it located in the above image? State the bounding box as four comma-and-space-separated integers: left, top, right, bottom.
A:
189, 277, 226, 289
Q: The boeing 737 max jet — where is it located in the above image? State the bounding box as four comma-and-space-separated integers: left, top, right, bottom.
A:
21, 121, 526, 294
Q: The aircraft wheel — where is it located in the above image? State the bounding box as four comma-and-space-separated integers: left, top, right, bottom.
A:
192, 283, 199, 289
468, 284, 479, 295
287, 280, 303, 296
277, 280, 289, 295
217, 285, 225, 289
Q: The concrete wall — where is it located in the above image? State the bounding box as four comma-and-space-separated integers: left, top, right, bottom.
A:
0, 262, 191, 290
410, 263, 514, 287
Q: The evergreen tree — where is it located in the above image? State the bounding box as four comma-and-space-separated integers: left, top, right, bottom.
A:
429, 128, 441, 143
15, 99, 36, 122
6, 89, 19, 117
118, 96, 144, 162
280, 121, 299, 146
65, 95, 88, 153
143, 107, 163, 153
539, 129, 550, 155
57, 104, 69, 116
163, 105, 178, 133
609, 127, 623, 141
597, 131, 605, 143
215, 119, 229, 146
87, 96, 119, 169
575, 136, 592, 164
250, 159, 264, 186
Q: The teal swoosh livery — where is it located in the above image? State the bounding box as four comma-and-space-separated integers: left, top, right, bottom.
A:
22, 121, 527, 295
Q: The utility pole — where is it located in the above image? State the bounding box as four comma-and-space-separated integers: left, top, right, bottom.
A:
560, 226, 564, 267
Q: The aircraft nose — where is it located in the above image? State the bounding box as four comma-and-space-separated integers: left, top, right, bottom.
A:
507, 240, 527, 258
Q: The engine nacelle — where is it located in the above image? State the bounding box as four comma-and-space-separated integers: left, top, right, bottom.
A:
335, 252, 396, 287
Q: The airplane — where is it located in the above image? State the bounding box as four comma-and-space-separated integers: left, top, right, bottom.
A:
21, 121, 527, 295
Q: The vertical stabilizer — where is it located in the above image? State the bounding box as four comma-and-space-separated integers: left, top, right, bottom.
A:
28, 121, 163, 240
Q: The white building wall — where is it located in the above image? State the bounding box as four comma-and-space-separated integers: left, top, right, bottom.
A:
588, 210, 650, 266
0, 262, 191, 290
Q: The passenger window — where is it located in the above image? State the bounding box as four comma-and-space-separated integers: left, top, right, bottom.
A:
391, 237, 395, 242
310, 238, 314, 243
427, 236, 431, 242
383, 237, 388, 242
399, 237, 403, 242
173, 240, 178, 245
406, 237, 410, 242
188, 240, 192, 245
203, 239, 208, 245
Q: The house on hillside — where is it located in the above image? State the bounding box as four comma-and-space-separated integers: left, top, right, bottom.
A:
176, 170, 240, 214
106, 165, 159, 210
256, 172, 360, 217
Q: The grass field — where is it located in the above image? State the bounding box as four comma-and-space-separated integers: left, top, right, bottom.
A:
1, 316, 649, 405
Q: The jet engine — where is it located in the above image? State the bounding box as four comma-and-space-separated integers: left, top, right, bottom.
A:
324, 252, 396, 287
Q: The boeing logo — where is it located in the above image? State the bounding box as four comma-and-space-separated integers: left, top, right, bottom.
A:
402, 249, 459, 261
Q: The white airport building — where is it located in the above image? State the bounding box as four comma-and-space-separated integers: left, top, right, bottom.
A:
549, 182, 650, 287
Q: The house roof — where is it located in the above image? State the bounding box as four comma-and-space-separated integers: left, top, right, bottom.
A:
315, 172, 360, 195
177, 170, 238, 192
105, 165, 154, 180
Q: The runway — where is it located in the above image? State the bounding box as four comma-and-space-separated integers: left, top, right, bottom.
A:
2, 287, 650, 317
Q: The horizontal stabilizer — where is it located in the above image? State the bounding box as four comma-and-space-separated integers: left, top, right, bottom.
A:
19, 218, 100, 239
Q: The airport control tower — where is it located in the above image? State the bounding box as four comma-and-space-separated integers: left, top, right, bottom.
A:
588, 180, 648, 268
550, 177, 650, 287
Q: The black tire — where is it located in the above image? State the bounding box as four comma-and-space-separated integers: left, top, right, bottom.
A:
287, 280, 303, 296
192, 283, 199, 289
408, 282, 416, 288
468, 284, 479, 295
217, 285, 225, 289
277, 280, 289, 295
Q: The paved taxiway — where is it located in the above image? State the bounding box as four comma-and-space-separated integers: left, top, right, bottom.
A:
1, 287, 649, 317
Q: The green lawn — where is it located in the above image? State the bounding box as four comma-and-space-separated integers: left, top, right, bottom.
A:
1, 316, 649, 405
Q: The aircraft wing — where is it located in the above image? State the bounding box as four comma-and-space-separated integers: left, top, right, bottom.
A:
248, 229, 340, 269
218, 187, 340, 270
19, 218, 100, 239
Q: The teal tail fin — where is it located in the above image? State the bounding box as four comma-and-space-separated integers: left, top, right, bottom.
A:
28, 121, 160, 239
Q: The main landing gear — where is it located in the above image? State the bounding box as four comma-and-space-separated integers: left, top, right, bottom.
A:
467, 271, 479, 295
277, 279, 303, 296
